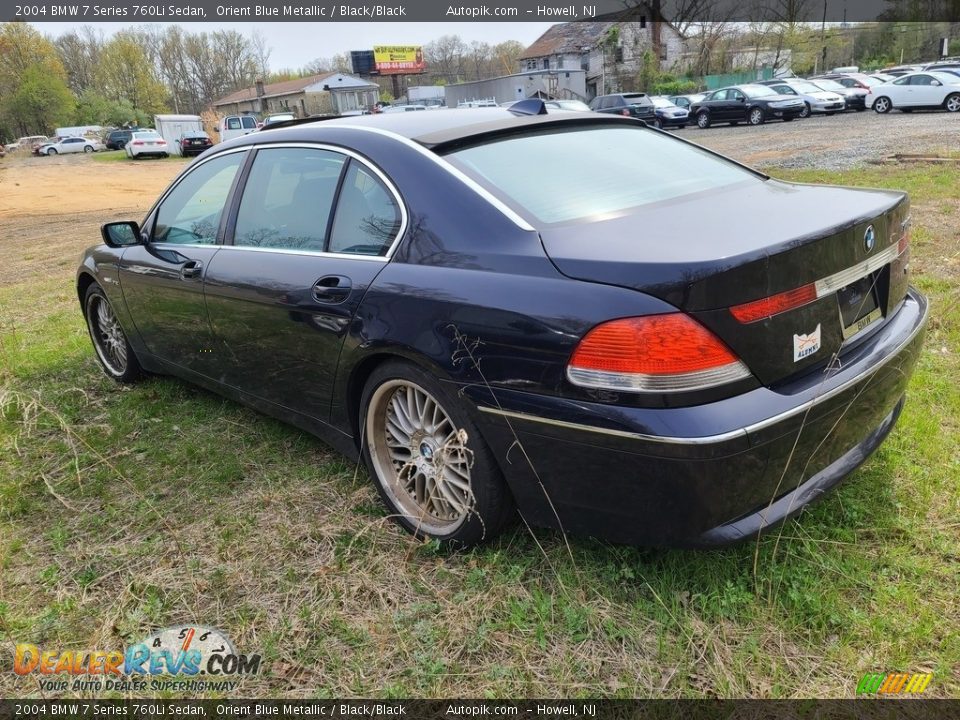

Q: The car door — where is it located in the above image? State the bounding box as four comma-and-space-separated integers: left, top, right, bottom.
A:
909, 74, 942, 105
728, 89, 749, 120
202, 145, 404, 418
63, 138, 83, 154
889, 76, 911, 105
118, 149, 248, 377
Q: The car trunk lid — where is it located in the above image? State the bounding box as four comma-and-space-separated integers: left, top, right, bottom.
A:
540, 179, 911, 386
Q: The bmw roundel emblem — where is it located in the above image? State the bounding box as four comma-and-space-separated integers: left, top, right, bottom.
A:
864, 225, 876, 253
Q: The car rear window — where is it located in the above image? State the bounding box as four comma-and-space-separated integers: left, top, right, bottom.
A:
445, 126, 759, 225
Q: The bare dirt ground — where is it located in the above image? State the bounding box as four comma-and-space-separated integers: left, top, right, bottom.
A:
0, 155, 185, 288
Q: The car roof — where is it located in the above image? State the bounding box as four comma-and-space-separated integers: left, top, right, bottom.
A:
233, 109, 637, 151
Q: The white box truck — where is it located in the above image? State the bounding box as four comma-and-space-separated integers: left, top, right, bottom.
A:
154, 114, 203, 156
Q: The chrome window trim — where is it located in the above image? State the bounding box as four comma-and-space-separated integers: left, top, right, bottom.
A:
814, 241, 902, 297
478, 302, 927, 446
229, 141, 408, 259
329, 124, 536, 232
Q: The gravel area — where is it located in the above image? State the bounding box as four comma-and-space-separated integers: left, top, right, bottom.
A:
677, 109, 960, 170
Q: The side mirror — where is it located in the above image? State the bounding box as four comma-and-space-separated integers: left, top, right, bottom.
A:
738, 96, 746, 102
932, 81, 942, 86
101, 221, 143, 248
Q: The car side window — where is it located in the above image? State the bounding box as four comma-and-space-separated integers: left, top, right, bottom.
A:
712, 90, 727, 101
910, 74, 933, 85
893, 77, 909, 85
234, 147, 345, 251
153, 152, 245, 245
241, 116, 258, 129
328, 160, 401, 256
731, 90, 744, 101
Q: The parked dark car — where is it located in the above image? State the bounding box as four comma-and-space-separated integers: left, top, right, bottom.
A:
106, 129, 136, 150
649, 96, 689, 128
178, 131, 213, 157
78, 108, 928, 549
690, 84, 806, 127
588, 92, 656, 122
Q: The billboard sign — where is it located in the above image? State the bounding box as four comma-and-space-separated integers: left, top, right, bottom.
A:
373, 46, 426, 75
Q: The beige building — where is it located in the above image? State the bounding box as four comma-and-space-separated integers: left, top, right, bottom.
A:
213, 72, 380, 118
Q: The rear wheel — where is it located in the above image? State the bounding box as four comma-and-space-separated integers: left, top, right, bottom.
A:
748, 107, 765, 125
873, 96, 891, 113
945, 93, 960, 112
83, 283, 142, 383
696, 111, 711, 129
361, 360, 513, 548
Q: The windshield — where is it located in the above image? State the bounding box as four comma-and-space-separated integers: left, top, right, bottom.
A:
622, 93, 650, 105
789, 81, 821, 93
650, 97, 674, 108
446, 126, 759, 225
812, 79, 845, 91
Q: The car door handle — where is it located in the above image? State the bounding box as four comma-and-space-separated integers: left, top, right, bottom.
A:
313, 275, 352, 304
180, 259, 203, 279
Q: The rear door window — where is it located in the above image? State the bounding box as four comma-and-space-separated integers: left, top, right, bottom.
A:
234, 147, 345, 251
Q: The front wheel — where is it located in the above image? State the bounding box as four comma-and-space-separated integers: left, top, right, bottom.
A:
361, 361, 513, 548
84, 283, 143, 383
945, 93, 960, 113
696, 111, 711, 129
654, 117, 663, 129
873, 96, 891, 113
83, 145, 93, 153
799, 102, 811, 118
748, 107, 765, 125
47, 148, 58, 155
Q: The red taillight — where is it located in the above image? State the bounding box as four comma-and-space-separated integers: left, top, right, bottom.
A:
132, 141, 144, 146
621, 109, 630, 116
729, 283, 817, 324
567, 314, 750, 392
898, 224, 911, 255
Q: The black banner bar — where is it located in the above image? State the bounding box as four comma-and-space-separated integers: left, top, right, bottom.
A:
0, 700, 959, 720
1, 0, 958, 23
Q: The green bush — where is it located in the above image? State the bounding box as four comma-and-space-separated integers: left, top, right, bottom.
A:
650, 79, 698, 96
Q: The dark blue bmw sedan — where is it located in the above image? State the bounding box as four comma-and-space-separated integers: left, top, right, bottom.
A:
78, 106, 928, 548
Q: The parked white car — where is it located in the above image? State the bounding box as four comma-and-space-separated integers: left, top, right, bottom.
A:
5, 135, 49, 153
219, 114, 258, 141
125, 131, 169, 158
37, 137, 101, 155
867, 71, 960, 113
758, 79, 846, 116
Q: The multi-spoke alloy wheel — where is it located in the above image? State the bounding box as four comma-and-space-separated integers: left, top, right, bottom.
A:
361, 361, 513, 546
84, 283, 142, 382
367, 379, 474, 535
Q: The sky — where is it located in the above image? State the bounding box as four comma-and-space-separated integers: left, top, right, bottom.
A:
33, 22, 557, 71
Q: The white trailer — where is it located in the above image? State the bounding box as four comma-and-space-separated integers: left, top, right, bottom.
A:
153, 114, 203, 156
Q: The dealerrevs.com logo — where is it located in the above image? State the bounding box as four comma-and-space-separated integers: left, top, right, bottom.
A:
13, 625, 261, 693
856, 672, 933, 695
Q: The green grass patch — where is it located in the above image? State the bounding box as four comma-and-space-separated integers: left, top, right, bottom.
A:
92, 150, 189, 164
0, 163, 957, 699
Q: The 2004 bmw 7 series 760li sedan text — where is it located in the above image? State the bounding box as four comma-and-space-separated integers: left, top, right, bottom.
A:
78, 106, 928, 548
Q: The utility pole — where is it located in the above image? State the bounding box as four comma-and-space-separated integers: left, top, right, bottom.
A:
820, 0, 828, 74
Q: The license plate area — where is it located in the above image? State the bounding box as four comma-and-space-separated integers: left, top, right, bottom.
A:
837, 272, 883, 340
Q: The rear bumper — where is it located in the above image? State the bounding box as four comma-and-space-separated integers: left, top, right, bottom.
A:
463, 288, 928, 547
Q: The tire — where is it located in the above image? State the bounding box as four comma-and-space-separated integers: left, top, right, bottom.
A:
799, 102, 811, 118
654, 117, 663, 129
873, 96, 891, 113
678, 124, 686, 129
360, 360, 513, 548
161, 153, 169, 159
696, 111, 711, 129
748, 107, 765, 125
47, 148, 58, 155
945, 93, 960, 113
83, 145, 93, 153
83, 283, 143, 383
783, 116, 794, 122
